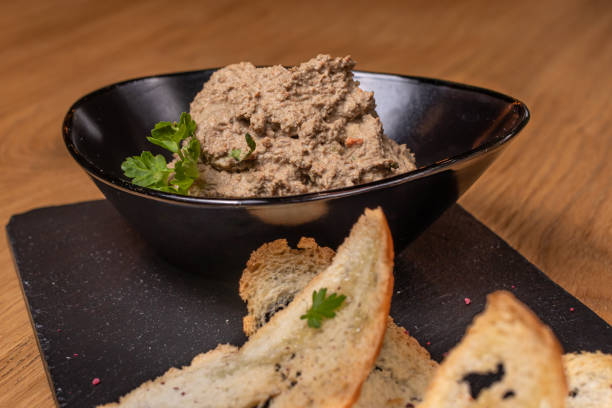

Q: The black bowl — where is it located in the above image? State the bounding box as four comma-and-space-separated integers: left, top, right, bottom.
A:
63, 70, 529, 272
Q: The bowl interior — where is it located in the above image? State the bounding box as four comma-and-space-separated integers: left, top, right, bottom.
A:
66, 70, 528, 195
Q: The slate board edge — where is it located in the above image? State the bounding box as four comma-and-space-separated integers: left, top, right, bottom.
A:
5, 225, 62, 408
447, 207, 611, 326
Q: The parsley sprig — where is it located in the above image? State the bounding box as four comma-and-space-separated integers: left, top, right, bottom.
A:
121, 112, 200, 195
229, 133, 256, 161
300, 288, 346, 328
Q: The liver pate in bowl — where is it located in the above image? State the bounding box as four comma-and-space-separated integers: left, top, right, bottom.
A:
187, 55, 416, 198
63, 56, 529, 272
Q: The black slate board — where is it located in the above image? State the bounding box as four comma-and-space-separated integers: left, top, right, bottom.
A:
6, 200, 611, 407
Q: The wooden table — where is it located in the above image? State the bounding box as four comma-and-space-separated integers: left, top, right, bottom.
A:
1, 0, 610, 406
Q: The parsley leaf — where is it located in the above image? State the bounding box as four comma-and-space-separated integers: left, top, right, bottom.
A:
147, 112, 197, 153
121, 112, 200, 196
173, 137, 201, 194
121, 151, 172, 188
230, 148, 242, 161
300, 288, 346, 329
229, 133, 257, 161
245, 133, 256, 158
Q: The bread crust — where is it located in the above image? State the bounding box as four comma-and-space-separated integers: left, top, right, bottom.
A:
354, 208, 395, 406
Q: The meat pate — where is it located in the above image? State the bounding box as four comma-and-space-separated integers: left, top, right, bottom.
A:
188, 54, 416, 198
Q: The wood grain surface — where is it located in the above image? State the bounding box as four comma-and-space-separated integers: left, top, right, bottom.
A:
1, 0, 610, 406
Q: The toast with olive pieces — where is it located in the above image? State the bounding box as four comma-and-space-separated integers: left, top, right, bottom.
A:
417, 291, 567, 408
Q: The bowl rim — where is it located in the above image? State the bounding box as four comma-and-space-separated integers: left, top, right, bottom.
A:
62, 69, 530, 207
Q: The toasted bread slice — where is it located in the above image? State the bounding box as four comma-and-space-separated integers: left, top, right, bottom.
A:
418, 291, 567, 408
564, 351, 612, 408
99, 207, 394, 408
239, 237, 336, 337
356, 317, 437, 408
239, 237, 437, 407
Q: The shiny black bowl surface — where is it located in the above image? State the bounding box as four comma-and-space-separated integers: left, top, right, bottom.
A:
63, 70, 529, 272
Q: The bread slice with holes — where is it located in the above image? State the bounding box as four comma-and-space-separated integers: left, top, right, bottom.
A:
563, 351, 612, 408
418, 291, 567, 408
239, 237, 437, 408
99, 207, 394, 408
